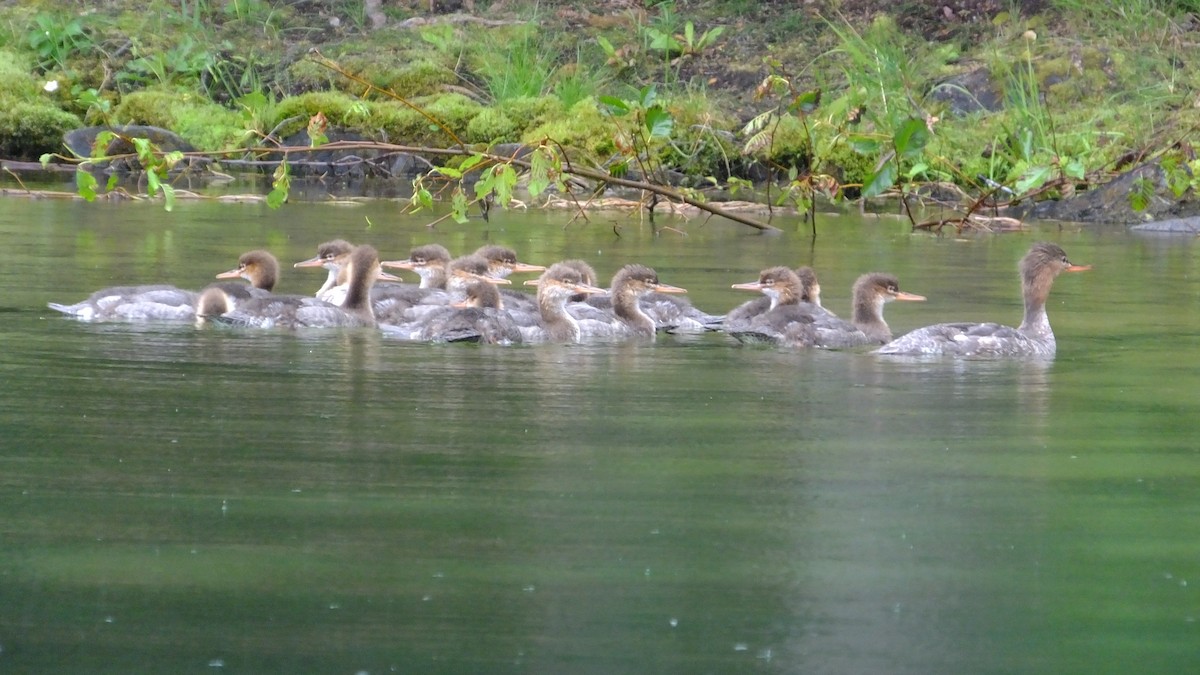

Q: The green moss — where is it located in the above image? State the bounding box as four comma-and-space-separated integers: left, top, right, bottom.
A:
466, 108, 519, 144
112, 89, 243, 151
0, 50, 37, 99
523, 98, 614, 158
0, 97, 81, 160
274, 91, 372, 137
499, 96, 563, 128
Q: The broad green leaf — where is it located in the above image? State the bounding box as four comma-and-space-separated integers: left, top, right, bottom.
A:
597, 36, 616, 57
644, 105, 674, 139
1129, 177, 1153, 212
907, 162, 928, 180
861, 161, 898, 199
90, 130, 116, 159
146, 170, 161, 197
638, 85, 657, 109
792, 89, 821, 115
893, 118, 929, 161
450, 188, 469, 224
39, 153, 52, 168
527, 147, 553, 197
76, 169, 98, 202
847, 135, 882, 155
599, 95, 630, 115
459, 153, 486, 173
436, 166, 463, 180
161, 183, 176, 212
1062, 157, 1085, 181
1014, 165, 1052, 194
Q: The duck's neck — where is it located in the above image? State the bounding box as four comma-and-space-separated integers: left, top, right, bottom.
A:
1018, 280, 1053, 339
852, 293, 891, 343
418, 265, 448, 290
316, 266, 340, 296
539, 294, 580, 342
342, 274, 376, 325
612, 290, 655, 338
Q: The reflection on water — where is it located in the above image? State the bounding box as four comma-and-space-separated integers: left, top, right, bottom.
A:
1, 200, 1199, 673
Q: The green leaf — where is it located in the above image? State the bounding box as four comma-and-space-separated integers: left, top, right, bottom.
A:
599, 95, 630, 115
435, 166, 463, 180
450, 188, 469, 224
1129, 177, 1153, 212
75, 169, 98, 202
527, 147, 553, 197
91, 130, 116, 159
458, 153, 486, 173
638, 85, 657, 109
597, 36, 617, 57
39, 153, 52, 168
894, 118, 929, 161
1062, 157, 1085, 181
146, 170, 161, 197
106, 174, 118, 192
847, 135, 882, 155
160, 183, 176, 212
1014, 165, 1052, 194
906, 162, 928, 180
861, 161, 898, 199
792, 89, 821, 115
644, 105, 674, 139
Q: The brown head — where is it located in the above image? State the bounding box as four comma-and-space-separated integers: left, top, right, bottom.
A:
731, 266, 804, 308
215, 250, 279, 291
294, 239, 354, 269
474, 245, 546, 278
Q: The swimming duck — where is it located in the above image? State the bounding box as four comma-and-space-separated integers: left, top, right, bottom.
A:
875, 242, 1088, 357
729, 267, 924, 348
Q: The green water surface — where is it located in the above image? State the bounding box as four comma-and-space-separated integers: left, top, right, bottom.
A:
0, 198, 1197, 674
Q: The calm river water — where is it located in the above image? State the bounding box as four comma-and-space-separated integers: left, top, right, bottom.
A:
1, 195, 1197, 674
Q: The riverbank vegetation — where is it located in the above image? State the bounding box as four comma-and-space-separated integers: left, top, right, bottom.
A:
3, 0, 1200, 225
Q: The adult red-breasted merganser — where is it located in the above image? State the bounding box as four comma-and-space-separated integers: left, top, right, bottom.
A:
728, 267, 924, 348
518, 263, 608, 342
875, 242, 1089, 357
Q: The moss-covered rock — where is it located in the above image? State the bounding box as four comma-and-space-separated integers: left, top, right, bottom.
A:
0, 98, 81, 160
0, 50, 38, 100
466, 107, 519, 144
523, 98, 615, 159
112, 89, 243, 151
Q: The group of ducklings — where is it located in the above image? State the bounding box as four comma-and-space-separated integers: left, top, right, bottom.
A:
50, 240, 1089, 358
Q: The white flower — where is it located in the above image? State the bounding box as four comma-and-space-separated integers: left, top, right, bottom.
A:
44, 80, 59, 93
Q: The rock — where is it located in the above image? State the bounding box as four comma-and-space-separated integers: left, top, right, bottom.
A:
928, 66, 1003, 116
1130, 217, 1200, 234
62, 125, 208, 172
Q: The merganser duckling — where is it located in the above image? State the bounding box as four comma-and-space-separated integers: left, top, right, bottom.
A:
574, 264, 688, 340
729, 267, 924, 348
210, 249, 280, 304
194, 286, 233, 326
216, 246, 397, 329
723, 266, 823, 329
379, 255, 510, 332
414, 281, 523, 344
876, 242, 1089, 357
474, 244, 544, 313
293, 245, 398, 328
48, 283, 196, 322
293, 239, 354, 301
474, 245, 546, 279
519, 263, 608, 342
381, 244, 452, 289
47, 249, 280, 322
